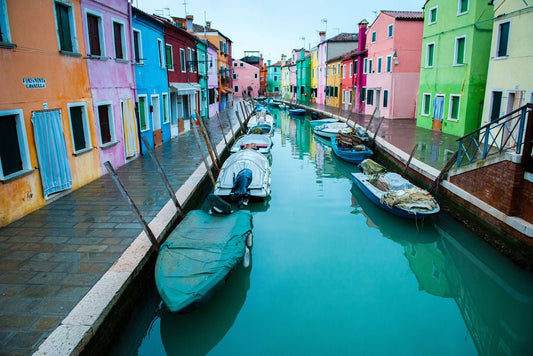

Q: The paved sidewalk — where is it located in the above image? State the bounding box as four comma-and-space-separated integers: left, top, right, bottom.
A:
0, 106, 242, 355
305, 102, 459, 171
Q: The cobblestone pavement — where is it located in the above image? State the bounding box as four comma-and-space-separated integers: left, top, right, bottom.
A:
0, 105, 243, 355
306, 102, 459, 171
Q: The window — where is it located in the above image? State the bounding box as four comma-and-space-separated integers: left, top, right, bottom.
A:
254, 73, 258, 78
337, 63, 341, 75
386, 55, 392, 72
0, 110, 31, 180
449, 95, 460, 120
422, 93, 431, 116
368, 59, 373, 73
180, 48, 185, 72
68, 103, 91, 153
191, 49, 196, 72
97, 103, 115, 145
138, 96, 149, 131
208, 88, 215, 104
377, 57, 382, 73
187, 48, 192, 71
343, 64, 346, 78
165, 44, 173, 70
388, 24, 393, 38
490, 91, 503, 122
162, 93, 169, 124
496, 21, 510, 58
367, 89, 374, 105
454, 36, 466, 65
429, 7, 437, 24
157, 39, 164, 68
234, 86, 239, 93
361, 87, 366, 102
234, 62, 238, 67
371, 31, 376, 43
354, 60, 358, 75
426, 43, 435, 67
0, 0, 12, 43
334, 86, 338, 98
54, 1, 78, 53
458, 0, 469, 15
113, 21, 126, 60
151, 95, 161, 131
232, 73, 237, 79
383, 90, 389, 108
349, 63, 352, 77
273, 75, 277, 81
132, 29, 143, 64
240, 62, 243, 67
86, 12, 104, 56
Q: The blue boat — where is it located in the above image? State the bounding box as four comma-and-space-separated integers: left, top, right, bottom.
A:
288, 108, 306, 116
350, 159, 440, 220
155, 210, 253, 312
330, 136, 373, 164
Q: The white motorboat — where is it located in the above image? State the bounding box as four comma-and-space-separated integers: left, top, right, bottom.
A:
312, 122, 352, 139
230, 134, 273, 157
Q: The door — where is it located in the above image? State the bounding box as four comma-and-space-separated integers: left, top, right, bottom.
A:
170, 93, 179, 138
151, 95, 162, 147
122, 98, 139, 159
432, 95, 444, 131
31, 110, 72, 198
375, 90, 381, 117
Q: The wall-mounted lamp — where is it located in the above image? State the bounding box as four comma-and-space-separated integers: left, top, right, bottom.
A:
393, 51, 398, 59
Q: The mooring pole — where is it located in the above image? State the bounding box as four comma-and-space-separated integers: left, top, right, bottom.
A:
193, 114, 219, 172
215, 112, 228, 145
104, 161, 160, 252
191, 119, 217, 187
140, 137, 184, 217
235, 110, 245, 133
224, 112, 236, 141
365, 107, 378, 133
402, 144, 418, 177
239, 102, 248, 123
196, 111, 220, 169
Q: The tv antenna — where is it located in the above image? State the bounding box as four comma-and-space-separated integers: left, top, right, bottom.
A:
321, 18, 327, 33
183, 0, 189, 16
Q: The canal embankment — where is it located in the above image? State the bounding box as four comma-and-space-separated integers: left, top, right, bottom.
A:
288, 101, 533, 268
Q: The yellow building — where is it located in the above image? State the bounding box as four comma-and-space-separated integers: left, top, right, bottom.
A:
310, 48, 318, 103
325, 57, 343, 108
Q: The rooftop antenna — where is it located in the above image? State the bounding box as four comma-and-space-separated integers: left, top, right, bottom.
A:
183, 0, 189, 16
333, 27, 340, 35
321, 18, 328, 33
299, 36, 306, 49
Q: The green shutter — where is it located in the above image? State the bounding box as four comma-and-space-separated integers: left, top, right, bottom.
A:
56, 3, 73, 52
451, 97, 460, 119
427, 44, 434, 67
460, 0, 468, 13
424, 95, 431, 115
456, 38, 465, 64
139, 97, 147, 131
165, 45, 173, 69
430, 8, 437, 23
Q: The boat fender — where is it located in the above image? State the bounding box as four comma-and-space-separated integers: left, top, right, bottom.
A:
246, 232, 253, 248
243, 246, 251, 268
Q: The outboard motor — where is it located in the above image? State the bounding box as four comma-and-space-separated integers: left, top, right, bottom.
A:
231, 168, 253, 207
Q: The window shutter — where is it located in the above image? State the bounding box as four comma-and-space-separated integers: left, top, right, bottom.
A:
133, 31, 141, 63
56, 3, 73, 52
498, 22, 509, 57
114, 22, 123, 59
98, 106, 111, 143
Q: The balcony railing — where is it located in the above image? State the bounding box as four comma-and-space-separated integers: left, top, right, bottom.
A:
456, 104, 533, 168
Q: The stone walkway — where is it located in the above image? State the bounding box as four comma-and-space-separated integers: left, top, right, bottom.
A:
0, 106, 242, 355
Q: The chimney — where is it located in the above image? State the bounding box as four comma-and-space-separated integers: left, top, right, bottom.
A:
206, 21, 211, 29
357, 19, 368, 52
186, 15, 194, 31
319, 31, 326, 43
281, 54, 286, 66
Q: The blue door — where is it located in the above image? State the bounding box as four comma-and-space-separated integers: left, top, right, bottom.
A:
433, 96, 444, 120
32, 110, 72, 197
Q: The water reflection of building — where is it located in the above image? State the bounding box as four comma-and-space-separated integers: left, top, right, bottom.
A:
350, 185, 533, 355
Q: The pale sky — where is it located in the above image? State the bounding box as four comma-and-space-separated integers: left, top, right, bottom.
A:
133, 0, 425, 62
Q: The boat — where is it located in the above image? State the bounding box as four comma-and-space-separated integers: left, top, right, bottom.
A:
248, 124, 274, 136
155, 209, 253, 313
230, 134, 273, 157
350, 159, 440, 219
247, 113, 274, 129
288, 108, 306, 116
278, 104, 289, 110
312, 122, 352, 139
330, 136, 373, 164
254, 96, 267, 101
309, 118, 339, 127
214, 149, 271, 204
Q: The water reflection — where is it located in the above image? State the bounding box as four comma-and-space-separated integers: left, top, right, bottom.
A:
160, 264, 251, 355
350, 184, 533, 355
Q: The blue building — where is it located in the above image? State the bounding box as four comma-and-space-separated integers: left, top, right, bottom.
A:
132, 8, 171, 150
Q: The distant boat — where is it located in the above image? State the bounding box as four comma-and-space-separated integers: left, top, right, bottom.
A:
254, 96, 267, 101
330, 136, 373, 164
155, 210, 253, 313
309, 118, 339, 127
247, 114, 274, 129
288, 108, 306, 116
278, 104, 289, 110
214, 149, 271, 203
312, 122, 352, 139
230, 134, 273, 157
351, 159, 440, 219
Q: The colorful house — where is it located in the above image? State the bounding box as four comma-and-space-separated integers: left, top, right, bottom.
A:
365, 11, 424, 119
353, 19, 369, 114
289, 61, 297, 102
0, 0, 101, 226
281, 57, 291, 100
196, 39, 208, 120
266, 60, 282, 96
341, 49, 358, 111
260, 62, 268, 96
207, 42, 219, 118
82, 0, 138, 172
325, 56, 342, 108
132, 8, 170, 150
296, 50, 311, 105
232, 59, 260, 98
317, 32, 358, 105
481, 0, 533, 126
310, 48, 319, 102
416, 0, 494, 136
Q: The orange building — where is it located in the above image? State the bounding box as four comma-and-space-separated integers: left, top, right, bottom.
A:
0, 0, 101, 226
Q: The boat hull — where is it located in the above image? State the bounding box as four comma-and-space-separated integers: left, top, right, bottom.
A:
155, 210, 253, 312
331, 137, 373, 164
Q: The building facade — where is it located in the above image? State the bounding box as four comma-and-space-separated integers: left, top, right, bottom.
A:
233, 59, 260, 98
266, 60, 282, 95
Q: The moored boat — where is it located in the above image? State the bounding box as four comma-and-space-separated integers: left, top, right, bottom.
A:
313, 122, 352, 139
330, 136, 373, 164
230, 134, 273, 157
350, 159, 440, 219
288, 108, 306, 116
155, 210, 253, 313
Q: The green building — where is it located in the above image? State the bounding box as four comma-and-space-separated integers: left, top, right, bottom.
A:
296, 51, 311, 105
196, 39, 209, 120
266, 60, 282, 96
416, 0, 494, 137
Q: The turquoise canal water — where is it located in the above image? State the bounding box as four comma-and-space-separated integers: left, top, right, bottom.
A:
112, 110, 533, 355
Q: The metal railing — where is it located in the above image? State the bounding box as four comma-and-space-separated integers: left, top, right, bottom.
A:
456, 104, 533, 168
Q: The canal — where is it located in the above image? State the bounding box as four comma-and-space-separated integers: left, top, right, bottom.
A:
111, 109, 533, 355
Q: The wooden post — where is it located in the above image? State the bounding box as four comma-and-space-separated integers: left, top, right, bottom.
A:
224, 112, 236, 141
190, 121, 217, 187
104, 161, 160, 252
196, 111, 220, 168
365, 107, 378, 133
140, 137, 184, 217
239, 102, 248, 123
402, 144, 418, 176
215, 112, 228, 145
193, 115, 219, 172
372, 117, 385, 143
235, 110, 245, 133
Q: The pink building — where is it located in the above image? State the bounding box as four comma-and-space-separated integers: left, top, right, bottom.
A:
364, 11, 423, 119
232, 59, 260, 98
207, 43, 219, 117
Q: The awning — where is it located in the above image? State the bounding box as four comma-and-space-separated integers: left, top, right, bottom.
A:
169, 82, 200, 95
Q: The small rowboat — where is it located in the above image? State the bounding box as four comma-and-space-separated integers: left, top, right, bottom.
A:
288, 108, 306, 116
313, 122, 352, 139
155, 210, 253, 312
230, 134, 273, 157
330, 136, 373, 164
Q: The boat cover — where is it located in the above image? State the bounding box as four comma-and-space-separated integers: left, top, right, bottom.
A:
155, 210, 253, 312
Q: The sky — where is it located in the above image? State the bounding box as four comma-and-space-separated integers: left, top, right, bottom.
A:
134, 0, 426, 63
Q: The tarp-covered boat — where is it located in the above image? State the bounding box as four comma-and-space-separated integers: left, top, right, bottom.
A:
247, 113, 274, 129
155, 210, 253, 312
351, 159, 440, 219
